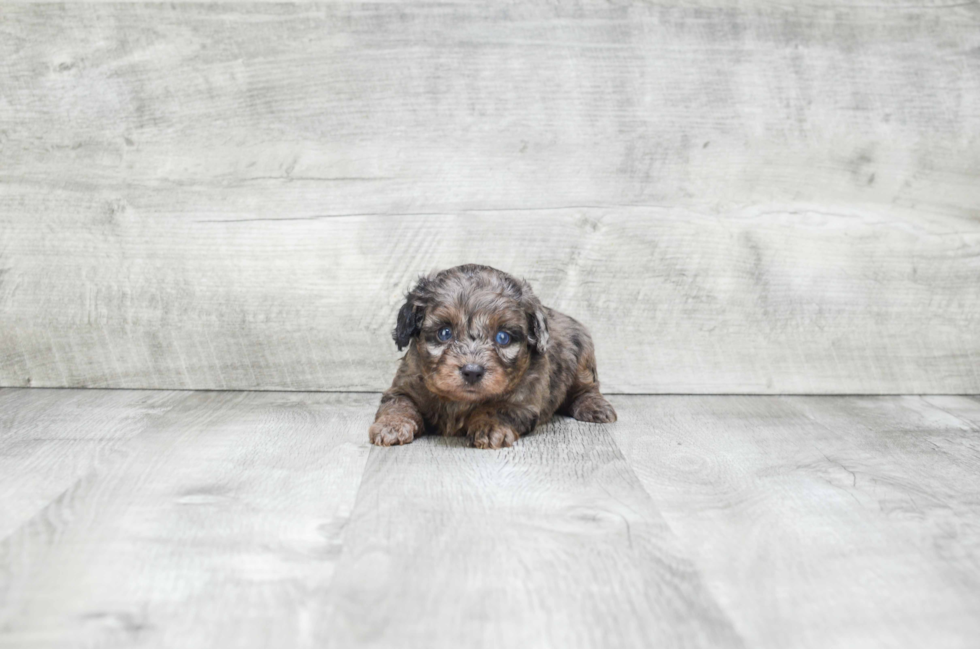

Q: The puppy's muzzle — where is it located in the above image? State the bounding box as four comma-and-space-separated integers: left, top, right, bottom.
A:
460, 364, 486, 385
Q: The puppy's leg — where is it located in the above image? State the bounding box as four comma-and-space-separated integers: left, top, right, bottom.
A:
369, 393, 424, 446
562, 337, 617, 424
466, 406, 538, 450
568, 388, 617, 424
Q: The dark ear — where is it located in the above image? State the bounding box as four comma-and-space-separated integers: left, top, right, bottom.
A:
392, 276, 431, 351
521, 281, 549, 354
393, 302, 423, 351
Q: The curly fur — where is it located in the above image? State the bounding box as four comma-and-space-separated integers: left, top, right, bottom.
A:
370, 265, 616, 449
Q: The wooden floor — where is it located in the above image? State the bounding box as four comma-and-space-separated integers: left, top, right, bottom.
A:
1, 389, 978, 648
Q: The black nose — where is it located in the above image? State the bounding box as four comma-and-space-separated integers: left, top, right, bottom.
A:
460, 364, 486, 384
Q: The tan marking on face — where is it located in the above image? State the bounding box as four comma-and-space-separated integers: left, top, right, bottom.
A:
423, 345, 512, 403
411, 272, 536, 404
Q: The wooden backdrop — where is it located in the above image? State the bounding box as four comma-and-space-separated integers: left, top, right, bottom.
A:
1, 2, 978, 393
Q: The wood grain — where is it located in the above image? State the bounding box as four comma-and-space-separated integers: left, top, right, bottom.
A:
611, 395, 980, 649
922, 395, 980, 427
3, 389, 980, 647
0, 390, 373, 648
319, 415, 742, 649
1, 3, 979, 393
2, 201, 978, 394
0, 388, 186, 540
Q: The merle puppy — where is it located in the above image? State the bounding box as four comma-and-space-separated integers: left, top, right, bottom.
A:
369, 265, 616, 449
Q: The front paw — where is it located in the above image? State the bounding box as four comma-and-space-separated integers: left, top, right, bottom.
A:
369, 415, 420, 446
469, 420, 519, 449
571, 393, 618, 424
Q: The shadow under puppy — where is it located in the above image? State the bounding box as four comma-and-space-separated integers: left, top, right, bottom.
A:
370, 264, 616, 449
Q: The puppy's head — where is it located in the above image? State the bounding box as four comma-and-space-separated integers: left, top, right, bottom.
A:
393, 265, 548, 403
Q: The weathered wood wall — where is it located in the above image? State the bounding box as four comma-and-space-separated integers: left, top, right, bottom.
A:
1, 3, 978, 393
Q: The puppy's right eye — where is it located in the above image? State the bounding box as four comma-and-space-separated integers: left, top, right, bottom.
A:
436, 326, 453, 342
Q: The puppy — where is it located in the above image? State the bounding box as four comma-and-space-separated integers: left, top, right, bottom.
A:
369, 264, 616, 449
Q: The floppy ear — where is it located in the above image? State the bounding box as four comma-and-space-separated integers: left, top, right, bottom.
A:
521, 281, 549, 355
393, 302, 423, 351
392, 276, 431, 351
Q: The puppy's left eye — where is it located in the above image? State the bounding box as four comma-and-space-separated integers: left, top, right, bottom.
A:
437, 326, 453, 342
494, 331, 511, 346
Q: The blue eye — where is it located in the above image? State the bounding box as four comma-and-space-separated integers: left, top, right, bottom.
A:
437, 326, 453, 342
495, 331, 511, 346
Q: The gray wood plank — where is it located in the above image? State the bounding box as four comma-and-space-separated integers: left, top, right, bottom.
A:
0, 388, 186, 540
611, 395, 980, 649
2, 202, 979, 394
0, 391, 373, 648
3, 389, 980, 647
922, 395, 980, 428
319, 416, 742, 649
1, 3, 979, 393
2, 3, 977, 215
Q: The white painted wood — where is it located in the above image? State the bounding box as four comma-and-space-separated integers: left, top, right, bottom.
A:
1, 4, 978, 393
921, 395, 980, 427
2, 202, 978, 394
611, 395, 980, 649
319, 414, 741, 649
0, 388, 185, 539
0, 390, 373, 648
4, 389, 980, 648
